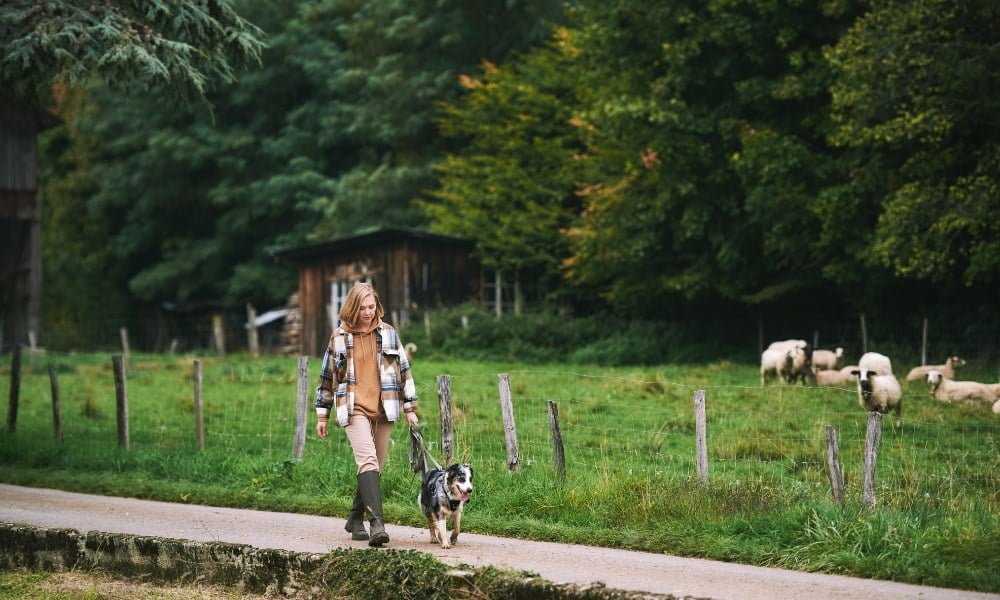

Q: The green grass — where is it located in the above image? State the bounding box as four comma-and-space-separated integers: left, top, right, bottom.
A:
2, 352, 998, 593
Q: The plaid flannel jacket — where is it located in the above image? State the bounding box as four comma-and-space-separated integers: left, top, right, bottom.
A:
315, 322, 417, 427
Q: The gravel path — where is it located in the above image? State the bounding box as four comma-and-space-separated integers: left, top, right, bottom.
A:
1, 483, 995, 600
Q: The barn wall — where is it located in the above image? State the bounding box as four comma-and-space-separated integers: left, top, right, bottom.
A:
290, 235, 478, 357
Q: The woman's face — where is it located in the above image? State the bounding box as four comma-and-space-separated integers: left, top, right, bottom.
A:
357, 294, 376, 327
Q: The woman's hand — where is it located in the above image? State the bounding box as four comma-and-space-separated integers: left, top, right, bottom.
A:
405, 411, 419, 427
316, 421, 328, 439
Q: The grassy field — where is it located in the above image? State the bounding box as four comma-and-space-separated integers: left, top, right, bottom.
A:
1, 351, 998, 592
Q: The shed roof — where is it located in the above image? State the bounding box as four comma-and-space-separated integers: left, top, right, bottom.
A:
274, 227, 473, 263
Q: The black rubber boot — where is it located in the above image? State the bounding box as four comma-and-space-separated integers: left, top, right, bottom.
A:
358, 470, 389, 547
344, 484, 369, 541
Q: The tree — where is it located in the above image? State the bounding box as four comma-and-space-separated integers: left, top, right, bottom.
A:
39, 0, 563, 337
1, 0, 265, 103
826, 0, 1000, 287
565, 0, 861, 314
422, 28, 586, 304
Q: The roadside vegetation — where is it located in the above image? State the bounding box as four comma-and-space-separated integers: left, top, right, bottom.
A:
1, 348, 997, 593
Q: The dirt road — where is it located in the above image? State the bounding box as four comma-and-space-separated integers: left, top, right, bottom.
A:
0, 483, 995, 600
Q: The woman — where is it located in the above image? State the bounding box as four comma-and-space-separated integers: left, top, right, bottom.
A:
315, 282, 419, 547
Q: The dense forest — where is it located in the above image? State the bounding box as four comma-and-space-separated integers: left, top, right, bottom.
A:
3, 0, 998, 354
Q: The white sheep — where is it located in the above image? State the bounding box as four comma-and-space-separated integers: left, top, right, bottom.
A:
925, 370, 998, 405
858, 352, 893, 376
905, 356, 966, 382
765, 340, 813, 383
811, 347, 844, 370
993, 398, 1000, 414
851, 368, 902, 415
761, 347, 793, 385
785, 345, 812, 384
768, 339, 808, 351
814, 367, 854, 387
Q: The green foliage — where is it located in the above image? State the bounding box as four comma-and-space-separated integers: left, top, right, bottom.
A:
37, 0, 562, 336
422, 28, 586, 300
560, 0, 864, 308
826, 0, 1000, 287
0, 0, 265, 103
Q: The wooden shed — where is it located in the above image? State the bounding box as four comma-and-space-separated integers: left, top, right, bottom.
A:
1, 90, 59, 351
275, 228, 480, 356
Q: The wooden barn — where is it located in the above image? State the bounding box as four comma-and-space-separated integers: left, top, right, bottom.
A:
275, 228, 481, 356
1, 90, 58, 351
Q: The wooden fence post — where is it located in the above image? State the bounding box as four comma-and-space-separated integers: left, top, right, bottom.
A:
860, 313, 868, 355
494, 270, 503, 318
548, 400, 565, 478
424, 311, 433, 348
437, 375, 454, 465
921, 317, 928, 366
694, 390, 708, 485
497, 373, 520, 472
247, 304, 260, 359
193, 360, 204, 452
113, 355, 129, 450
862, 412, 882, 509
757, 318, 763, 356
7, 346, 20, 433
49, 366, 62, 443
212, 314, 226, 359
120, 326, 131, 367
825, 425, 844, 505
292, 356, 308, 460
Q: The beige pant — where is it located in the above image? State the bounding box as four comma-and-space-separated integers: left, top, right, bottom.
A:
345, 414, 394, 474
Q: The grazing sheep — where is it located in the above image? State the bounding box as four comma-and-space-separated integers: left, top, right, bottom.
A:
812, 347, 844, 370
925, 370, 999, 404
858, 352, 893, 376
768, 339, 808, 351
905, 356, 966, 382
814, 368, 854, 387
851, 368, 902, 415
993, 398, 1000, 414
761, 347, 793, 385
785, 345, 813, 384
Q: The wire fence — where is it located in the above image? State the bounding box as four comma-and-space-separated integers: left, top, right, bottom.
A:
3, 350, 998, 510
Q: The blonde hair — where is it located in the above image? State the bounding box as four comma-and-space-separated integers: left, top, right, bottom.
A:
339, 282, 385, 326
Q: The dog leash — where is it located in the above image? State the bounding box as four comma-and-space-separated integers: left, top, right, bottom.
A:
408, 425, 444, 475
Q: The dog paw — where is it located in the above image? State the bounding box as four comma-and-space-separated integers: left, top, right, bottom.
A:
440, 542, 451, 549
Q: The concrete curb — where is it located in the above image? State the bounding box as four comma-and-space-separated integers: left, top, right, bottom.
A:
0, 522, 678, 599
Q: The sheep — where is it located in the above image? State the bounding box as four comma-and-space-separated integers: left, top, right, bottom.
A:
905, 356, 966, 382
814, 367, 854, 387
858, 352, 893, 376
925, 370, 999, 405
768, 339, 808, 351
785, 344, 812, 384
851, 368, 902, 415
993, 398, 1000, 415
811, 347, 844, 371
765, 340, 812, 384
761, 347, 793, 385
